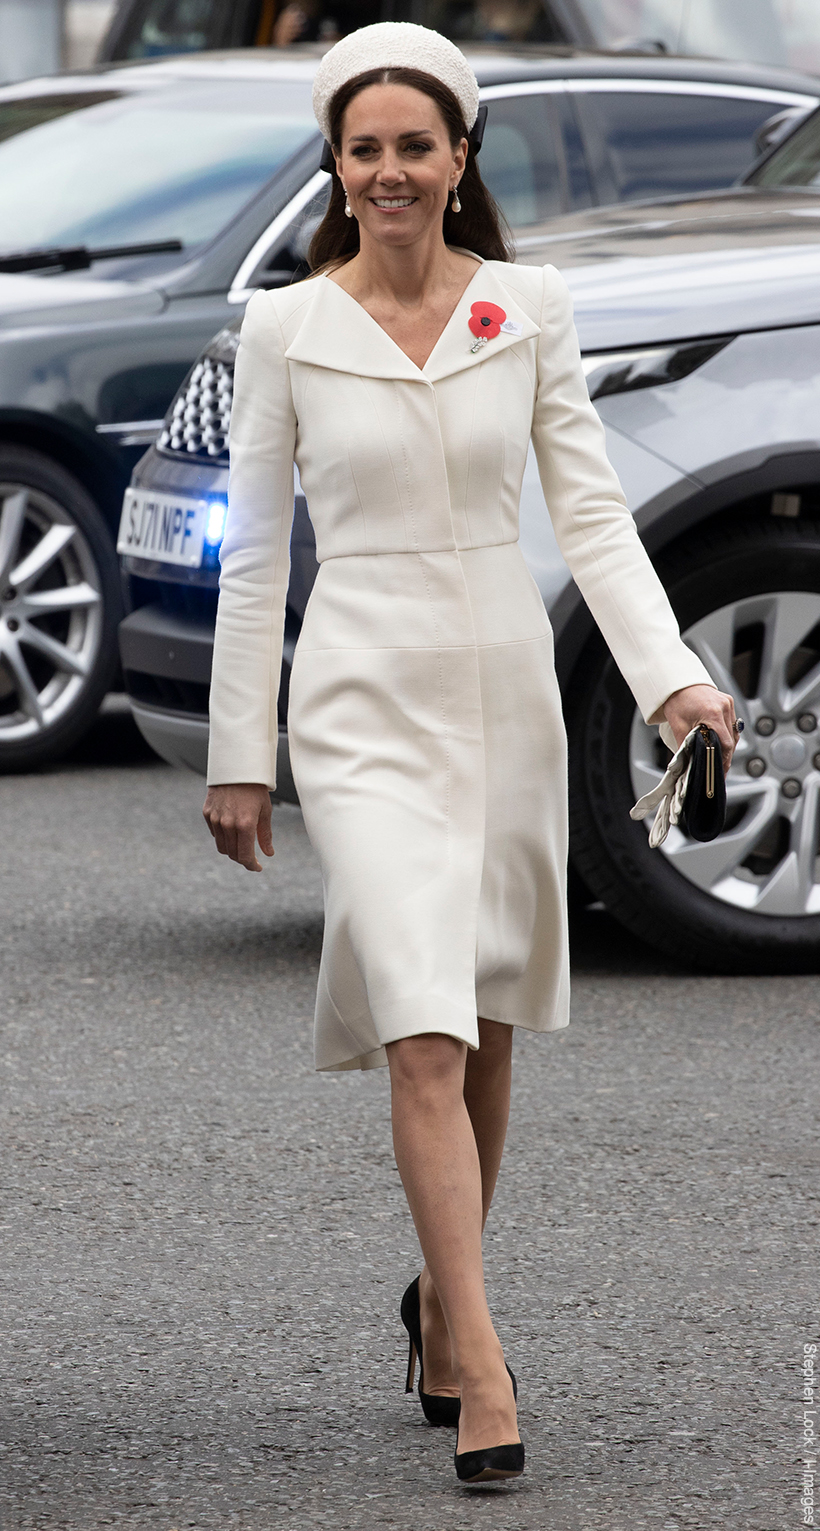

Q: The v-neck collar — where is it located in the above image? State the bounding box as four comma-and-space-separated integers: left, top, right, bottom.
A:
324, 255, 485, 377
283, 256, 540, 384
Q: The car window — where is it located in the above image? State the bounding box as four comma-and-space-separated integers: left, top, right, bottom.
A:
112, 0, 249, 57
574, 88, 799, 202
750, 105, 820, 187
0, 81, 316, 256
480, 93, 564, 227
424, 0, 565, 43
109, 0, 382, 54
254, 181, 332, 285
574, 0, 820, 75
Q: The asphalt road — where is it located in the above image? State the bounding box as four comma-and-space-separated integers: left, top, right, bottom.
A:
1, 706, 817, 1531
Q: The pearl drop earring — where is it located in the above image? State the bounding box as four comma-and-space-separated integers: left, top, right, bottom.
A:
344, 189, 353, 219
451, 184, 461, 214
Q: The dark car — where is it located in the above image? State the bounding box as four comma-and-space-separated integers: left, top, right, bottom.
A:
100, 0, 820, 76
2, 48, 817, 771
119, 107, 820, 972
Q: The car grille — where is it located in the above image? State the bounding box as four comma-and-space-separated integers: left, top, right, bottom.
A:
124, 669, 211, 716
157, 355, 234, 463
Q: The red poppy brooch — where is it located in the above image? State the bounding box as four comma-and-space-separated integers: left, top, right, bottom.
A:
468, 301, 523, 353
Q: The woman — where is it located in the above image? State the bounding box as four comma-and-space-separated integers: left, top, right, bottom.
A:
203, 22, 738, 1485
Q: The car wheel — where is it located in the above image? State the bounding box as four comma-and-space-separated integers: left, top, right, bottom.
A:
0, 448, 122, 772
568, 515, 820, 972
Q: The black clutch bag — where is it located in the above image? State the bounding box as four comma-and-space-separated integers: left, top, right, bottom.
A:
682, 724, 726, 842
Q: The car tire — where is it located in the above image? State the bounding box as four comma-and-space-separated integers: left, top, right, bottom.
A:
0, 448, 122, 772
568, 514, 820, 973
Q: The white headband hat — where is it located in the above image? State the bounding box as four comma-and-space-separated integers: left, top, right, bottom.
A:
312, 22, 480, 143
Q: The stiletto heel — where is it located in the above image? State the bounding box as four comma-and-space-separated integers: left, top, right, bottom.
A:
405, 1334, 417, 1394
400, 1277, 460, 1427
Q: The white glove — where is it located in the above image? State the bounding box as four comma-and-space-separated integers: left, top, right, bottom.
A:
630, 725, 699, 848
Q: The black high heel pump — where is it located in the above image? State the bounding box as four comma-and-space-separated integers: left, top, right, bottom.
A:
400, 1277, 460, 1427
453, 1347, 524, 1484
454, 1438, 525, 1485
400, 1277, 519, 1429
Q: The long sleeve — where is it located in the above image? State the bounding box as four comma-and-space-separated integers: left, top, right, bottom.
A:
530, 264, 713, 725
206, 289, 297, 787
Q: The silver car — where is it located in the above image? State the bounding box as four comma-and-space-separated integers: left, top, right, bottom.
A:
119, 108, 820, 973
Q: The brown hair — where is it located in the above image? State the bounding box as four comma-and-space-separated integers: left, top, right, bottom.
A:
308, 66, 514, 271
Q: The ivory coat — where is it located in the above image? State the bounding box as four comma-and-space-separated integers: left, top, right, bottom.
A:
207, 258, 712, 1072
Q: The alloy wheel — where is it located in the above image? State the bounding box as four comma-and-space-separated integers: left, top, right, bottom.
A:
630, 591, 820, 917
0, 482, 104, 744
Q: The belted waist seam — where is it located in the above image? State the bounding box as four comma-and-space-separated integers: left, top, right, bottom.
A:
316, 540, 520, 564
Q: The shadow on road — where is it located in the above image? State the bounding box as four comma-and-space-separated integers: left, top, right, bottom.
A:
569, 901, 689, 977
59, 698, 164, 770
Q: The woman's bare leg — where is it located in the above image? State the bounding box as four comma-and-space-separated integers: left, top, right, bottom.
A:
417, 1019, 513, 1396
465, 1017, 514, 1222
387, 1030, 518, 1453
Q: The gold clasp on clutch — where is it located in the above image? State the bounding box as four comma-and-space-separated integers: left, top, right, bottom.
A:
698, 721, 716, 798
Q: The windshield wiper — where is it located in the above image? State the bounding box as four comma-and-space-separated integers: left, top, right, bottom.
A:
0, 239, 184, 274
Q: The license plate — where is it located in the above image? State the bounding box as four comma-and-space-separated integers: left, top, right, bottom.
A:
117, 487, 209, 567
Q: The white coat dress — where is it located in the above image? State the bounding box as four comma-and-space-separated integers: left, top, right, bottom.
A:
207, 257, 712, 1072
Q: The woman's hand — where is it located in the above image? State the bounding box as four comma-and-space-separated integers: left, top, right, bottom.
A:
663, 684, 739, 775
203, 783, 274, 872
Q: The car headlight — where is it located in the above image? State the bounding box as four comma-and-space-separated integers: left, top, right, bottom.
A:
204, 496, 228, 548
582, 336, 733, 401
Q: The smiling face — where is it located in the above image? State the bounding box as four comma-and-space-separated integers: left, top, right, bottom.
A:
334, 82, 467, 249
